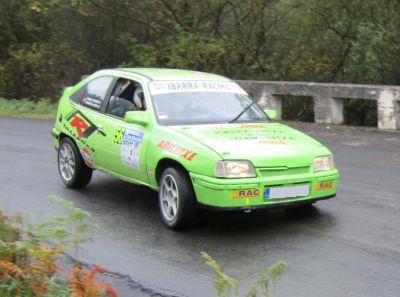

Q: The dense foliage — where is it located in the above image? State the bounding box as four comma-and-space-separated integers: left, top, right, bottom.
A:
1, 0, 400, 124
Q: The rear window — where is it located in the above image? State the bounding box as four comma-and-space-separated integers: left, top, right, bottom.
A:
70, 76, 114, 111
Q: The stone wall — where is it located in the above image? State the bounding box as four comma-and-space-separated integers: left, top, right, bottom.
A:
237, 80, 400, 130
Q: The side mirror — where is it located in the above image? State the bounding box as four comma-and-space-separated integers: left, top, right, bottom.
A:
124, 111, 149, 126
264, 109, 278, 120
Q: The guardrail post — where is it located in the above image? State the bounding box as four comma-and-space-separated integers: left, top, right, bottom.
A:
377, 90, 399, 129
313, 95, 344, 125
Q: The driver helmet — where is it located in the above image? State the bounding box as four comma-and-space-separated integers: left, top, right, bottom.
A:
133, 85, 145, 110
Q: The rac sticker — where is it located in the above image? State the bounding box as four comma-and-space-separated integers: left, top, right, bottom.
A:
232, 189, 260, 199
157, 140, 197, 161
315, 181, 334, 191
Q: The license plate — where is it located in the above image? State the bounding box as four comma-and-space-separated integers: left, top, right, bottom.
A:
315, 181, 334, 191
264, 184, 310, 199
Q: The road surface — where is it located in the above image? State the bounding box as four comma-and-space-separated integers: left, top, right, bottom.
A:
0, 117, 399, 297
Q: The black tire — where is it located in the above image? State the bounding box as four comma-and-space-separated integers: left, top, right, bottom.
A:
158, 167, 196, 229
58, 137, 93, 188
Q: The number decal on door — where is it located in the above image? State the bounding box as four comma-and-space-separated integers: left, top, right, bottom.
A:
113, 127, 125, 144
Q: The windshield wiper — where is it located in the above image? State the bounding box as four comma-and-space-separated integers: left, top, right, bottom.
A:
229, 101, 256, 123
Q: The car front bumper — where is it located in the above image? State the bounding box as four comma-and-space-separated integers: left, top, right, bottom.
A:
189, 169, 339, 209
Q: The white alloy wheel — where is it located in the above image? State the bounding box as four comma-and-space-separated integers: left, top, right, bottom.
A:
58, 142, 75, 182
160, 174, 179, 222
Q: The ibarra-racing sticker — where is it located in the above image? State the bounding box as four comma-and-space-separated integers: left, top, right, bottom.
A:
157, 140, 197, 161
149, 81, 247, 95
121, 128, 144, 169
232, 189, 260, 199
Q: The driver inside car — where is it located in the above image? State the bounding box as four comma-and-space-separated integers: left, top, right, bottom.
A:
133, 85, 146, 111
108, 80, 146, 118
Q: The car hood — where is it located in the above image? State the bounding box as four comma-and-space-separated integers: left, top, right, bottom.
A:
168, 123, 328, 167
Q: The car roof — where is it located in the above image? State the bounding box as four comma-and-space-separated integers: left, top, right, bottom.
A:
114, 68, 231, 82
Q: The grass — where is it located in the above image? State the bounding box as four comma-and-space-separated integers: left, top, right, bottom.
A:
0, 98, 57, 119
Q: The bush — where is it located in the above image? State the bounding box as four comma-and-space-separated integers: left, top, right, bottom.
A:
202, 252, 286, 297
0, 196, 117, 297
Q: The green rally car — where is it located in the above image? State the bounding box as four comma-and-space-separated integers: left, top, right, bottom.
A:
52, 68, 339, 229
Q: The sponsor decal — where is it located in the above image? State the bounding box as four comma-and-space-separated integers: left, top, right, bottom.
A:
157, 140, 197, 161
259, 140, 287, 145
121, 128, 144, 169
66, 110, 105, 138
70, 116, 89, 138
238, 124, 266, 129
82, 96, 102, 110
158, 111, 168, 119
232, 189, 260, 199
315, 181, 334, 191
149, 80, 247, 95
208, 126, 293, 142
60, 113, 96, 153
113, 127, 125, 144
81, 147, 94, 168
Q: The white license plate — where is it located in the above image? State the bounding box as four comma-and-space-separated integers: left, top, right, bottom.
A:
264, 184, 310, 199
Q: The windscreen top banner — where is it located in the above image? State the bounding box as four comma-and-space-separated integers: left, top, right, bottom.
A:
149, 80, 247, 95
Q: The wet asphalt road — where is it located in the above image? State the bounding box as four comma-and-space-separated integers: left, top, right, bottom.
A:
0, 117, 399, 297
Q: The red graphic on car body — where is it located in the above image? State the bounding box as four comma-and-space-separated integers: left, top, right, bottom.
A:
70, 115, 90, 138
81, 147, 94, 168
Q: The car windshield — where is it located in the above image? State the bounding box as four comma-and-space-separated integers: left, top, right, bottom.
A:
149, 80, 269, 125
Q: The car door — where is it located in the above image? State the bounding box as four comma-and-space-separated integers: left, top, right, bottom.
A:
67, 75, 115, 168
94, 77, 151, 184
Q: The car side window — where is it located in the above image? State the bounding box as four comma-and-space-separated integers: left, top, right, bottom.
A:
70, 76, 114, 111
106, 78, 147, 119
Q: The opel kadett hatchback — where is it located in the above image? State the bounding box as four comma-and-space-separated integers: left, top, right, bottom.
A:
52, 68, 339, 229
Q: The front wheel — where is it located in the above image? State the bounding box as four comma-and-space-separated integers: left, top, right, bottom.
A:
58, 137, 93, 188
158, 167, 196, 229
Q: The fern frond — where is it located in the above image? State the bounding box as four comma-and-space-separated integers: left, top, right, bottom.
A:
0, 260, 23, 277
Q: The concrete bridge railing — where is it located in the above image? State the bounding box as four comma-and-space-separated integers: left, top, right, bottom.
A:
237, 80, 400, 130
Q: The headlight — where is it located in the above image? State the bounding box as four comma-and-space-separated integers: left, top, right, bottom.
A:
215, 160, 256, 178
313, 155, 335, 172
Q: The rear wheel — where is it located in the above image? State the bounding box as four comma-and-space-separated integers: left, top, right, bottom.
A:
158, 167, 196, 229
58, 137, 92, 188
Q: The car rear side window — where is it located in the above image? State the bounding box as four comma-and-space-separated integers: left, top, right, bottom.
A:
70, 76, 114, 111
